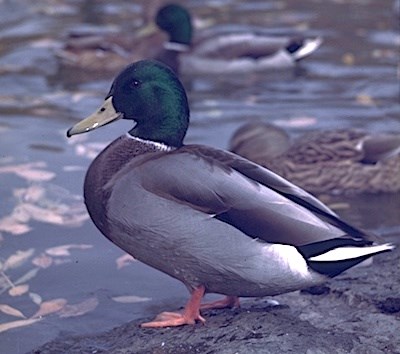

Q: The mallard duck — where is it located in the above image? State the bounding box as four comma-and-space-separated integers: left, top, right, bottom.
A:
56, 1, 179, 73
229, 122, 400, 195
67, 60, 393, 328
58, 4, 322, 74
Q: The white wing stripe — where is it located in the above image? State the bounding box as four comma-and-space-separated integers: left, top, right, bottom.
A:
308, 243, 395, 262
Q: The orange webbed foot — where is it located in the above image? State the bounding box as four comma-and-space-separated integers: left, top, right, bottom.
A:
140, 311, 205, 328
201, 295, 240, 310
140, 285, 206, 328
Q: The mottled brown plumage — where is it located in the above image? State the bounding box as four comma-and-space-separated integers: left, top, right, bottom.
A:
230, 122, 400, 195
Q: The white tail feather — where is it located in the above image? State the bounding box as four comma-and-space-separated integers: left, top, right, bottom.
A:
308, 243, 395, 262
292, 37, 323, 61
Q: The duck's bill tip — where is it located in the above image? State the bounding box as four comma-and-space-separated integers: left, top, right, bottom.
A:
66, 96, 122, 137
66, 128, 74, 138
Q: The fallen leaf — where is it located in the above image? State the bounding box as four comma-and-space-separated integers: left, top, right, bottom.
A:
6, 185, 88, 229
0, 216, 31, 235
0, 162, 55, 182
0, 304, 26, 318
45, 244, 92, 257
116, 253, 136, 269
29, 292, 43, 305
61, 212, 89, 227
0, 318, 41, 334
32, 298, 67, 318
59, 297, 99, 318
15, 169, 56, 182
9, 284, 29, 296
3, 249, 35, 271
53, 258, 71, 266
14, 267, 40, 285
18, 204, 64, 225
32, 254, 53, 268
14, 185, 45, 203
63, 165, 85, 172
342, 53, 355, 65
112, 295, 151, 303
356, 93, 376, 106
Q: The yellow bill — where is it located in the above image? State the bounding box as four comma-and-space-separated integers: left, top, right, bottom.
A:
67, 96, 122, 137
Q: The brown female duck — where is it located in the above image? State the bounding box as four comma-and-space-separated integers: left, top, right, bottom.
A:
229, 121, 400, 195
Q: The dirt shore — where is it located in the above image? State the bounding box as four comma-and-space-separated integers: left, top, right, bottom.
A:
30, 243, 400, 354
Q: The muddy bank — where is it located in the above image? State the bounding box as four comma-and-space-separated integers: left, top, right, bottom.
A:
31, 243, 400, 354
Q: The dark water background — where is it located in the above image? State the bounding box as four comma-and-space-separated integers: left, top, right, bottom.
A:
0, 0, 399, 353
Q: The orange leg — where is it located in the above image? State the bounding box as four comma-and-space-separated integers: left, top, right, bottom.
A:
140, 285, 206, 328
201, 295, 240, 310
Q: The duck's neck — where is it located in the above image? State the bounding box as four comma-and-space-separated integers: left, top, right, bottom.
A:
163, 41, 190, 52
128, 95, 189, 148
128, 115, 187, 147
167, 23, 192, 47
124, 133, 174, 152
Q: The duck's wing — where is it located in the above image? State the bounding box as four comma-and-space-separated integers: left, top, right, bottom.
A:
120, 145, 375, 247
193, 32, 321, 61
185, 145, 375, 241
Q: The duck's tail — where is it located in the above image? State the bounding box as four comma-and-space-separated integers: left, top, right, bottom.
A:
298, 239, 395, 277
286, 37, 323, 61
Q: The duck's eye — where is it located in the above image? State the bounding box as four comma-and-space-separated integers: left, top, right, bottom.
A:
130, 80, 141, 89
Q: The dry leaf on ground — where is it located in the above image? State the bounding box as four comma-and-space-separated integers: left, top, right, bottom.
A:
17, 204, 65, 225
14, 267, 40, 286
342, 52, 355, 65
0, 162, 55, 182
112, 295, 151, 303
13, 185, 44, 202
8, 284, 29, 297
0, 318, 41, 334
1, 184, 88, 233
29, 292, 43, 305
59, 297, 99, 318
45, 244, 93, 257
32, 298, 67, 318
32, 254, 53, 268
356, 93, 376, 106
0, 304, 26, 318
3, 249, 35, 270
0, 217, 31, 235
116, 253, 136, 269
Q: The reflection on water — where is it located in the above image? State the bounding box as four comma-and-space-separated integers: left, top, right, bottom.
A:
0, 0, 399, 353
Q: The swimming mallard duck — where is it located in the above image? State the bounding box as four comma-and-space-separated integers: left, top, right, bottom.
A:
67, 60, 393, 328
229, 121, 400, 195
57, 1, 175, 73
58, 4, 322, 74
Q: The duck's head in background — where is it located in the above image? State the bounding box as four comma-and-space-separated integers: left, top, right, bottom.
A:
156, 4, 193, 47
